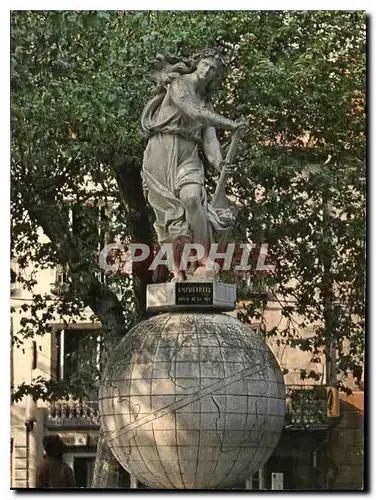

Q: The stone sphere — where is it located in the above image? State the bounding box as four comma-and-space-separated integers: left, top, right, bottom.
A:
99, 313, 285, 489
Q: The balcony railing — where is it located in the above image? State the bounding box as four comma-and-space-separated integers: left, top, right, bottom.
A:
45, 401, 100, 428
285, 384, 329, 430
44, 386, 329, 431
50, 282, 70, 296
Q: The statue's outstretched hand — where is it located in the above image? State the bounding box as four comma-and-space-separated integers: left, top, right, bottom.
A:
232, 118, 249, 131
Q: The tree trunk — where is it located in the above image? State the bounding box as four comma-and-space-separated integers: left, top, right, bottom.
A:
92, 429, 129, 488
112, 159, 154, 318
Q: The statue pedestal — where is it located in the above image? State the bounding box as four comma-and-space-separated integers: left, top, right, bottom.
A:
146, 280, 236, 313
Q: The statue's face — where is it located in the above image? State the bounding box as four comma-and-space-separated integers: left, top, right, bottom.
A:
195, 57, 220, 83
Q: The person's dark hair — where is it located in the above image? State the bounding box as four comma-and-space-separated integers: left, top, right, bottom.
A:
43, 435, 66, 459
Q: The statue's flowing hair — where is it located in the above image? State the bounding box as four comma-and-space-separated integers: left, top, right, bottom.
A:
146, 49, 226, 97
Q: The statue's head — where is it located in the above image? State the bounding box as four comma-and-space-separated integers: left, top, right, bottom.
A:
193, 48, 226, 93
147, 48, 226, 96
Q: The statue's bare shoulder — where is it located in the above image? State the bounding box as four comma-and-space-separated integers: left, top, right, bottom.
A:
169, 75, 204, 108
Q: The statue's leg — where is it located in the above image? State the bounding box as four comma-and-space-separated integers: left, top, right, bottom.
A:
172, 237, 191, 281
179, 184, 210, 258
179, 184, 220, 277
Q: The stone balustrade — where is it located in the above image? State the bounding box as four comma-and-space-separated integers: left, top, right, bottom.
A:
285, 385, 329, 430
44, 386, 329, 430
45, 401, 100, 428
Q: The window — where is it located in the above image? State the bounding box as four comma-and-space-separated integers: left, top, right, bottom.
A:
247, 470, 261, 489
71, 203, 110, 253
10, 266, 23, 297
69, 202, 114, 284
71, 455, 130, 488
74, 456, 96, 488
55, 265, 69, 285
244, 469, 263, 490
252, 470, 261, 489
51, 265, 69, 295
55, 327, 102, 400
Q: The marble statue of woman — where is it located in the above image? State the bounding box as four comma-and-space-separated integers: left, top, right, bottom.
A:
141, 49, 248, 281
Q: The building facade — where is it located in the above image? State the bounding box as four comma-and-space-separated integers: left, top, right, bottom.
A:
10, 259, 364, 490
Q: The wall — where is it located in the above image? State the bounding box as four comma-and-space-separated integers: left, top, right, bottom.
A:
10, 253, 101, 488
327, 392, 364, 490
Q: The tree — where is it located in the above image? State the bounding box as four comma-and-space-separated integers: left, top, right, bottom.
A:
11, 10, 365, 487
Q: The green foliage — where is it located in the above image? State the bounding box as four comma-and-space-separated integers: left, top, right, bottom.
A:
11, 11, 365, 400
12, 377, 84, 404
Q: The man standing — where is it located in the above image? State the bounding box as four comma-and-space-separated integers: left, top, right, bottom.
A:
36, 435, 75, 488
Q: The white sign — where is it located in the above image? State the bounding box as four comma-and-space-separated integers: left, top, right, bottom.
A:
59, 432, 88, 446
271, 472, 284, 490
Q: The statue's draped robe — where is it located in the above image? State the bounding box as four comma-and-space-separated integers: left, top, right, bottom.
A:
141, 85, 235, 246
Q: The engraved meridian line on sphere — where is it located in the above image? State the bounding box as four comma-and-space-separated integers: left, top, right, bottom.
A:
105, 363, 266, 444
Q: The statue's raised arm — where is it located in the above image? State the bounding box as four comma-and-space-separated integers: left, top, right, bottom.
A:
169, 77, 234, 130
